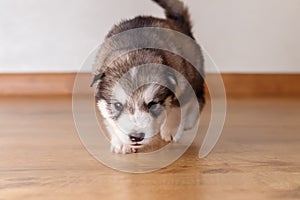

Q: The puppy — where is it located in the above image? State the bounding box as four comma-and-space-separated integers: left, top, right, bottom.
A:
91, 0, 205, 154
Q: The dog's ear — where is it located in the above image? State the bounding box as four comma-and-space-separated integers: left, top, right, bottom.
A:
90, 73, 105, 87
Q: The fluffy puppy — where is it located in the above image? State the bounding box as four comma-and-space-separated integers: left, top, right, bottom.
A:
91, 0, 205, 154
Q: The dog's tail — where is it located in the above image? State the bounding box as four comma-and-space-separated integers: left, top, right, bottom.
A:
152, 0, 193, 37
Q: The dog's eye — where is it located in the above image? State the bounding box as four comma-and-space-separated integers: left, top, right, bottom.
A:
148, 102, 162, 116
114, 102, 123, 111
148, 102, 158, 110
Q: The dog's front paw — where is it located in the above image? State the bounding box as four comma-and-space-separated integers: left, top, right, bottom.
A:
110, 141, 135, 154
160, 130, 173, 142
160, 125, 184, 143
173, 128, 183, 142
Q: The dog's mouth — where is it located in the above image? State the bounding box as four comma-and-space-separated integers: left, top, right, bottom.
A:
129, 134, 158, 149
130, 143, 143, 148
130, 134, 160, 149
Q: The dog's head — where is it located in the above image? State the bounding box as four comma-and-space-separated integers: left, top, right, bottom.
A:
92, 50, 178, 148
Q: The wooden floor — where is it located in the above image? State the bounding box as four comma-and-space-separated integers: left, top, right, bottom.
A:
0, 96, 299, 200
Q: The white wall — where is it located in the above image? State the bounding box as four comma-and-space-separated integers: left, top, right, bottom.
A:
0, 0, 299, 73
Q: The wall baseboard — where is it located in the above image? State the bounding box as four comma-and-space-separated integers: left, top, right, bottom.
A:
0, 73, 75, 96
220, 74, 300, 98
0, 73, 299, 97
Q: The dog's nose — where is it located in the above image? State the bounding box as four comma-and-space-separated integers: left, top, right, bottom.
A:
129, 133, 145, 142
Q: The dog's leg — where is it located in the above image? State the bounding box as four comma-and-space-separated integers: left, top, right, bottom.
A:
160, 106, 182, 142
183, 100, 200, 131
172, 124, 184, 142
160, 98, 200, 142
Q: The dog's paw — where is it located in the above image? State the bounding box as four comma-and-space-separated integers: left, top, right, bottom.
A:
160, 131, 173, 142
110, 142, 135, 154
161, 125, 184, 143
173, 130, 183, 142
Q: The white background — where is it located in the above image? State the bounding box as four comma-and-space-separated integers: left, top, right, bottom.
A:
0, 0, 299, 73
